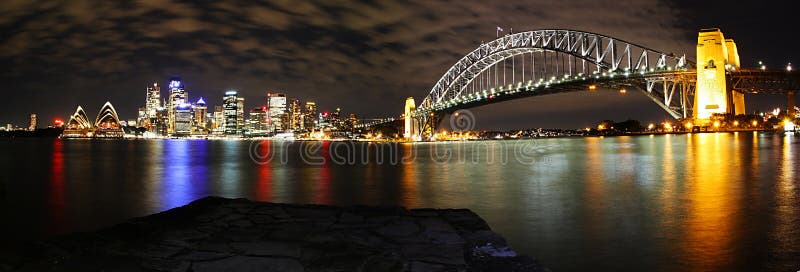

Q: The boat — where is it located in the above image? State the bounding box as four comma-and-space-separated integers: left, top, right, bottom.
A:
273, 132, 296, 141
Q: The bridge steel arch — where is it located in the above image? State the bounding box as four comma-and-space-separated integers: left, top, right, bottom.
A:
389, 29, 701, 138
419, 29, 694, 114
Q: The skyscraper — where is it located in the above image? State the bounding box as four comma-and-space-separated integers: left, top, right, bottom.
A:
29, 114, 37, 131
236, 97, 245, 132
213, 105, 224, 133
167, 78, 188, 134
332, 107, 341, 130
289, 98, 303, 131
145, 82, 161, 117
194, 97, 207, 130
346, 113, 358, 131
174, 103, 192, 136
136, 107, 146, 127
267, 92, 287, 132
304, 101, 317, 131
223, 91, 239, 135
154, 107, 168, 136
248, 107, 268, 133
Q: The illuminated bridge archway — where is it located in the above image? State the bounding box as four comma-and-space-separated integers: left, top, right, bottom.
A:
356, 29, 800, 137
418, 29, 696, 118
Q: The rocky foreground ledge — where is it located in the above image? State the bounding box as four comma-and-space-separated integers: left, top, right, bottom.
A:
1, 197, 547, 272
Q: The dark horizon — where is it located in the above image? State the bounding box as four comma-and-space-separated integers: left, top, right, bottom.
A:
1, 0, 797, 129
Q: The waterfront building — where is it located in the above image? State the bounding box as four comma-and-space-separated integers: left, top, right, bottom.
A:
237, 97, 245, 132
29, 114, 37, 131
64, 106, 91, 137
304, 102, 317, 131
94, 102, 124, 137
289, 98, 303, 131
318, 111, 331, 129
248, 107, 269, 134
167, 78, 188, 134
63, 101, 125, 138
331, 108, 341, 130
174, 103, 192, 136
153, 107, 169, 136
346, 113, 358, 131
194, 97, 207, 130
212, 105, 224, 134
223, 91, 239, 135
145, 83, 161, 117
136, 107, 147, 127
267, 92, 287, 132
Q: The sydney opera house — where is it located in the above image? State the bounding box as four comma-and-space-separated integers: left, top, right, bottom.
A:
62, 102, 124, 138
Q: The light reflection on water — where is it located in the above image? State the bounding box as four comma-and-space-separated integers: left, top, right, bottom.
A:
0, 132, 798, 271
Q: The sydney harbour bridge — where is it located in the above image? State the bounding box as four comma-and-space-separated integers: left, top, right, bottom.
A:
359, 28, 800, 140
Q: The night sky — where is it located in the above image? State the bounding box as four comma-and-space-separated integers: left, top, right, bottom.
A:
1, 0, 796, 129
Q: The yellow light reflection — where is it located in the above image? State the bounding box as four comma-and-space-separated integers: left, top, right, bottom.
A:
583, 137, 608, 237
771, 135, 797, 258
683, 133, 737, 271
400, 144, 419, 207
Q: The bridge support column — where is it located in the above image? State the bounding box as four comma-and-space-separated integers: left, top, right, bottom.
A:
694, 28, 741, 123
404, 97, 416, 140
732, 91, 746, 116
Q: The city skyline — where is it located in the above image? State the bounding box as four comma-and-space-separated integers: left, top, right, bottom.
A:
49, 76, 363, 138
1, 1, 798, 128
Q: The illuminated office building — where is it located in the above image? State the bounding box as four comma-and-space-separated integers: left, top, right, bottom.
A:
237, 97, 245, 132
213, 105, 224, 133
289, 98, 303, 131
223, 91, 241, 135
194, 97, 207, 130
267, 92, 287, 132
266, 92, 286, 132
146, 82, 161, 117
167, 78, 188, 134
174, 103, 192, 136
304, 102, 317, 131
248, 107, 269, 133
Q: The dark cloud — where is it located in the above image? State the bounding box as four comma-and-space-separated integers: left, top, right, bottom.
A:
0, 0, 793, 128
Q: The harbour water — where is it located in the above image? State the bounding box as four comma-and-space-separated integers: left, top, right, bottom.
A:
1, 132, 798, 271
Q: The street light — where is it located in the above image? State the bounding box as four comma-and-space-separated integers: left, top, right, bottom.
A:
788, 63, 793, 72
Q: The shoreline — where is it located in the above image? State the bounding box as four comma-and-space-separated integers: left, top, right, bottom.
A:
1, 128, 792, 142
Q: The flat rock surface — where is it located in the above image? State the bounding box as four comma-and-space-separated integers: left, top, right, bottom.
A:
0, 197, 547, 272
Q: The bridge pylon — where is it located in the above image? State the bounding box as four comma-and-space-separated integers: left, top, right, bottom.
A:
404, 97, 418, 141
694, 28, 745, 124
403, 97, 441, 141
